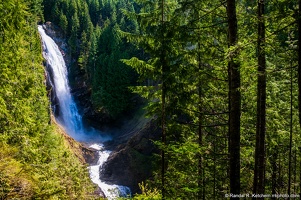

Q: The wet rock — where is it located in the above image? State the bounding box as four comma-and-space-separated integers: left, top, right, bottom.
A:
94, 187, 106, 198
42, 22, 71, 67
81, 145, 99, 166
100, 120, 161, 194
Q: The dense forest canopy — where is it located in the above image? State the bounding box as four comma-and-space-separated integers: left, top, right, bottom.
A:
1, 0, 301, 199
43, 0, 139, 119
120, 0, 301, 198
0, 0, 97, 199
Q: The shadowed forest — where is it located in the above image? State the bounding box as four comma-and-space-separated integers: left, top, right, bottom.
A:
1, 0, 301, 199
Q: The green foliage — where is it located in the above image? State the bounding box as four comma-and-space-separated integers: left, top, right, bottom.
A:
133, 182, 161, 199
41, 0, 301, 198
90, 22, 135, 118
59, 12, 68, 35
122, 0, 301, 199
43, 0, 139, 119
0, 1, 97, 199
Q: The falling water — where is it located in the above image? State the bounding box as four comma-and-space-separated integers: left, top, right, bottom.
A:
38, 25, 131, 199
38, 25, 84, 140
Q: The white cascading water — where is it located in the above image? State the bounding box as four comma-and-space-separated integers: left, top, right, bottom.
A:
38, 25, 130, 199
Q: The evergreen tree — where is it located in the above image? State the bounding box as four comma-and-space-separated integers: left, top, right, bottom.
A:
40, 0, 301, 198
0, 0, 97, 198
68, 12, 80, 55
59, 11, 68, 35
92, 21, 135, 118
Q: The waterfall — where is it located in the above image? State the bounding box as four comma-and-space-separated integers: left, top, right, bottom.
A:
38, 25, 130, 199
38, 25, 83, 140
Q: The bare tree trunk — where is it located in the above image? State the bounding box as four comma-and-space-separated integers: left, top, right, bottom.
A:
294, 149, 297, 193
226, 0, 241, 196
299, 147, 301, 197
197, 43, 204, 200
213, 136, 217, 199
161, 0, 167, 197
296, 0, 301, 159
288, 58, 293, 195
161, 70, 166, 200
253, 0, 266, 198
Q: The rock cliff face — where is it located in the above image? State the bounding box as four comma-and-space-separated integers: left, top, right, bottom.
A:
100, 120, 161, 194
42, 22, 112, 129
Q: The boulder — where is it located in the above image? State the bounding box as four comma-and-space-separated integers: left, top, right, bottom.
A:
100, 120, 161, 194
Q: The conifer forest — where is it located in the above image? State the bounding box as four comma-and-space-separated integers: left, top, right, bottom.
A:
1, 0, 301, 199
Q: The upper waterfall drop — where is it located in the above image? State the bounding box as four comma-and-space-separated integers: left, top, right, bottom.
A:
38, 25, 84, 140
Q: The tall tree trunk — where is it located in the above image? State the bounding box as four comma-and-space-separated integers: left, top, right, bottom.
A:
294, 11, 301, 195
213, 136, 217, 199
161, 0, 167, 198
161, 62, 166, 200
299, 147, 301, 197
294, 149, 297, 193
226, 0, 241, 196
197, 43, 204, 200
253, 0, 266, 197
288, 58, 293, 195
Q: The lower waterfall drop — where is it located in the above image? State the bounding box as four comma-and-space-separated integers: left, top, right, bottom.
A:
38, 25, 131, 199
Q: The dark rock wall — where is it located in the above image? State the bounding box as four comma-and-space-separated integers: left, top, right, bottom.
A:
100, 120, 161, 194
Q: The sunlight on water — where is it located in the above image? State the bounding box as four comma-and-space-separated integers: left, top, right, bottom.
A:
89, 144, 131, 199
38, 25, 131, 199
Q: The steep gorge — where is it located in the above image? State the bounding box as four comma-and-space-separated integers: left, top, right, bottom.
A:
42, 22, 160, 195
